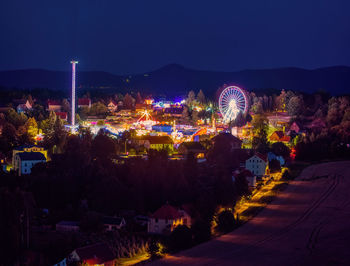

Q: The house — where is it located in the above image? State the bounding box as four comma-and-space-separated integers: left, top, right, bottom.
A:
14, 99, 32, 113
107, 100, 118, 112
178, 141, 206, 158
47, 100, 62, 112
289, 121, 301, 133
12, 145, 48, 166
68, 242, 116, 266
134, 215, 149, 226
102, 216, 126, 231
148, 204, 191, 235
14, 152, 46, 176
232, 169, 256, 187
78, 98, 91, 109
55, 112, 68, 121
245, 153, 267, 177
269, 130, 291, 143
211, 132, 242, 150
56, 221, 80, 232
142, 135, 174, 152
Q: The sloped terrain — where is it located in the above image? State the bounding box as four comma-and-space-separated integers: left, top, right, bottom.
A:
152, 161, 350, 266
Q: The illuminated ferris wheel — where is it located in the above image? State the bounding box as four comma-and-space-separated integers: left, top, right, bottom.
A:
219, 85, 248, 123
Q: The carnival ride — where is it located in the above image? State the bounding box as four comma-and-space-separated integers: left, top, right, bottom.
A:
218, 85, 248, 123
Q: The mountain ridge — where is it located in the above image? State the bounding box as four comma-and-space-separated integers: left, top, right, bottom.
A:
0, 64, 349, 96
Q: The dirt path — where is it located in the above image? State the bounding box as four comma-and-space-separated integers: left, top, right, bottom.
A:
151, 161, 350, 266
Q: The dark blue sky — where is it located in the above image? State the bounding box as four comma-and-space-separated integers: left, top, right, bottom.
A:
1, 0, 349, 74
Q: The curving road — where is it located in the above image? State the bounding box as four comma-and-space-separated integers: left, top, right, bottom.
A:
152, 161, 350, 266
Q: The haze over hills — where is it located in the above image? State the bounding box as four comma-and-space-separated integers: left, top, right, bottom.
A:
0, 64, 349, 97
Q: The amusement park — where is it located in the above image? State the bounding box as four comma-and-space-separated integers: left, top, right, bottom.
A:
74, 83, 251, 157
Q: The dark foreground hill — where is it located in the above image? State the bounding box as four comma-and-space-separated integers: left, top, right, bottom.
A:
0, 64, 349, 96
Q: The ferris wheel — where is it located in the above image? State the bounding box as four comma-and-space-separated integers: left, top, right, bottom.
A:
219, 85, 248, 123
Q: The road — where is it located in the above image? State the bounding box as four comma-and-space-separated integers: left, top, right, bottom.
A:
152, 161, 350, 266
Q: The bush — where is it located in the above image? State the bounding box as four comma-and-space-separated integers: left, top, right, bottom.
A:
217, 210, 236, 233
191, 220, 212, 244
168, 225, 192, 251
147, 239, 163, 260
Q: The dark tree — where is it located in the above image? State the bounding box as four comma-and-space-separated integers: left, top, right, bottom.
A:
217, 210, 236, 233
168, 225, 193, 251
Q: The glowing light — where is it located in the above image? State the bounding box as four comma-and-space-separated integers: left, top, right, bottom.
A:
219, 85, 248, 124
71, 60, 78, 128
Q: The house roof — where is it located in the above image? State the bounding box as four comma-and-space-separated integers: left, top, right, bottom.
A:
272, 131, 284, 138
180, 141, 206, 151
212, 132, 242, 144
270, 131, 291, 142
142, 135, 174, 145
56, 220, 79, 226
74, 243, 115, 264
152, 204, 182, 220
248, 153, 267, 162
108, 100, 117, 106
15, 144, 41, 151
78, 98, 91, 106
17, 152, 46, 161
55, 112, 67, 119
13, 99, 29, 105
47, 100, 61, 106
102, 216, 124, 226
255, 153, 267, 162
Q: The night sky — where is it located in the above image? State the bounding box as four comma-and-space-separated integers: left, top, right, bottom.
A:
1, 0, 349, 74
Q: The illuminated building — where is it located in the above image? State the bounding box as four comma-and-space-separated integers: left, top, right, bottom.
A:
12, 145, 48, 166
78, 98, 91, 109
269, 130, 291, 143
141, 135, 174, 152
47, 100, 62, 112
14, 152, 46, 176
148, 204, 191, 234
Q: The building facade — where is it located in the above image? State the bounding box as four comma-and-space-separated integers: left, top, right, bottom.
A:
245, 154, 267, 177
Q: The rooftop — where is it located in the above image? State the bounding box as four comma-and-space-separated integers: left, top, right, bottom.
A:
15, 144, 42, 151
152, 204, 182, 220
74, 242, 115, 264
102, 216, 124, 226
78, 98, 91, 106
17, 152, 46, 161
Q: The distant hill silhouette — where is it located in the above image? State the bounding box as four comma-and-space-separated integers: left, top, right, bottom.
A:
0, 64, 349, 96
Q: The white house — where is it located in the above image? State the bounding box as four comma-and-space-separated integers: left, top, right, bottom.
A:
245, 153, 267, 177
14, 152, 46, 176
15, 99, 32, 113
148, 204, 191, 235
